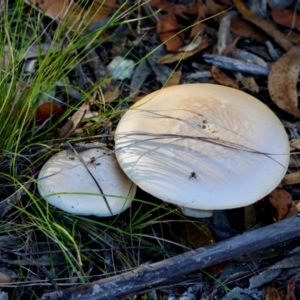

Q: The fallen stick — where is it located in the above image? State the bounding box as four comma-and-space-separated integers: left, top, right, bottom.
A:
40, 215, 300, 300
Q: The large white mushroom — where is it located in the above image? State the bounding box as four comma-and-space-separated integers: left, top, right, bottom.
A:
38, 147, 136, 217
114, 84, 289, 218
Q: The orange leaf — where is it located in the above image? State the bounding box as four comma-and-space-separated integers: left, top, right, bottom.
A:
29, 0, 117, 31
230, 19, 268, 41
211, 65, 239, 89
233, 0, 293, 51
164, 69, 182, 87
36, 102, 65, 122
268, 188, 293, 221
272, 8, 300, 31
268, 46, 300, 118
156, 12, 183, 52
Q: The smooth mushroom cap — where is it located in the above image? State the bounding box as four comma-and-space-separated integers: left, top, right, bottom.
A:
38, 148, 136, 216
114, 84, 289, 211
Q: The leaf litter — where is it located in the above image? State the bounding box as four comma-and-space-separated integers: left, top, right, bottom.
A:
3, 0, 300, 299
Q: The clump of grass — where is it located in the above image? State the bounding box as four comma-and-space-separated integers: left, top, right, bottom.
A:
0, 1, 198, 298
0, 1, 241, 299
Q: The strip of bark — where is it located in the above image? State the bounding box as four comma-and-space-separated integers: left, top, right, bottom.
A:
40, 215, 300, 300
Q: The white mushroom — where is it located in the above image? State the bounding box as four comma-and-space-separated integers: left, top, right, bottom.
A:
114, 84, 289, 218
38, 147, 136, 216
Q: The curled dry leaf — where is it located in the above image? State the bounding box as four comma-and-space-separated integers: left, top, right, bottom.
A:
211, 65, 239, 89
268, 46, 300, 118
156, 12, 183, 52
35, 102, 65, 122
272, 8, 300, 31
268, 188, 293, 221
233, 0, 293, 51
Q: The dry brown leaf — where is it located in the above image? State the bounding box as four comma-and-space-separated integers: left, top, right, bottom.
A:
283, 172, 300, 185
230, 19, 268, 41
285, 31, 300, 45
290, 139, 300, 150
211, 65, 239, 89
190, 0, 206, 38
150, 0, 188, 19
56, 93, 96, 139
177, 222, 214, 249
272, 8, 300, 31
174, 3, 198, 16
0, 272, 12, 283
164, 69, 182, 87
205, 0, 227, 16
286, 201, 300, 218
265, 286, 282, 300
157, 38, 212, 64
222, 35, 240, 56
287, 277, 297, 300
28, 0, 117, 31
233, 0, 293, 51
268, 188, 293, 221
268, 46, 300, 118
157, 12, 183, 52
100, 81, 120, 103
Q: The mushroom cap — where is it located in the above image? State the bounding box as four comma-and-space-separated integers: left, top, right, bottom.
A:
38, 148, 136, 216
114, 84, 289, 210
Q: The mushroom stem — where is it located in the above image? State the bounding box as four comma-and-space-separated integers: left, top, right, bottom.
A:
181, 207, 213, 218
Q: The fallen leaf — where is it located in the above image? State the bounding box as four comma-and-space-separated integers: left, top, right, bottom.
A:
265, 286, 282, 300
101, 81, 120, 103
230, 19, 268, 41
164, 69, 182, 87
150, 0, 188, 19
287, 277, 297, 300
28, 0, 118, 31
205, 0, 227, 16
190, 0, 206, 38
268, 188, 293, 221
233, 0, 293, 51
211, 65, 239, 89
286, 201, 300, 218
272, 8, 300, 31
156, 12, 183, 52
157, 38, 211, 64
35, 102, 65, 122
56, 93, 96, 139
290, 139, 300, 150
268, 46, 300, 118
176, 221, 214, 249
283, 172, 300, 185
0, 272, 12, 283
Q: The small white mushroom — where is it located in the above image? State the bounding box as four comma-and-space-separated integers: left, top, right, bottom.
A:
114, 84, 289, 218
38, 147, 136, 217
